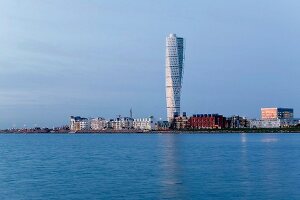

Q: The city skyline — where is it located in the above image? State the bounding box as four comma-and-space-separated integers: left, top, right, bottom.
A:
0, 0, 300, 128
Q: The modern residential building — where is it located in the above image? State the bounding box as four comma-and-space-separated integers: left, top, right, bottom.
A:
189, 114, 226, 129
172, 112, 189, 130
261, 108, 294, 120
90, 117, 107, 130
166, 33, 185, 122
110, 117, 134, 130
156, 121, 170, 131
70, 116, 90, 131
249, 119, 281, 128
251, 119, 295, 128
226, 115, 250, 128
133, 116, 156, 130
250, 107, 295, 128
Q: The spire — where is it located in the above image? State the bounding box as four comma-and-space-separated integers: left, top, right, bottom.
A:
130, 108, 133, 118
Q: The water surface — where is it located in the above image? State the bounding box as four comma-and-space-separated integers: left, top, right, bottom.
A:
0, 133, 299, 199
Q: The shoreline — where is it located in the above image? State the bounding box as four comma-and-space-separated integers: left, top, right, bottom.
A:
1, 128, 300, 134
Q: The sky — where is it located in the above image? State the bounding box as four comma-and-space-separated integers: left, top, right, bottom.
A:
0, 0, 300, 128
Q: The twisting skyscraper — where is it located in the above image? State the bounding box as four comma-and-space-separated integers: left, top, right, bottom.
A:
165, 33, 185, 121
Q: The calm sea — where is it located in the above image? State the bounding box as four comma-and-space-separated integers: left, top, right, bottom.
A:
0, 133, 299, 200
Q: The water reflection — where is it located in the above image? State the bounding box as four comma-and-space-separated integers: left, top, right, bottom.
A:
240, 133, 251, 197
241, 133, 247, 144
260, 138, 279, 143
159, 134, 185, 199
261, 135, 281, 196
240, 134, 282, 198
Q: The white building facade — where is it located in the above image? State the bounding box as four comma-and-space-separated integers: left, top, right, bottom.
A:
133, 117, 156, 130
70, 116, 90, 131
250, 119, 294, 128
166, 33, 185, 122
111, 117, 134, 130
90, 117, 107, 130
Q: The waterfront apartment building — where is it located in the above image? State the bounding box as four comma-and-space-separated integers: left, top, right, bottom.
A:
90, 117, 107, 130
250, 118, 295, 128
189, 114, 226, 129
110, 117, 134, 130
250, 119, 281, 128
166, 33, 185, 122
156, 121, 170, 131
250, 107, 295, 128
172, 112, 189, 130
70, 116, 90, 131
133, 116, 156, 130
226, 115, 250, 128
261, 108, 294, 120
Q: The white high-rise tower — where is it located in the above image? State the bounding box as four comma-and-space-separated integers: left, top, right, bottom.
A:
165, 33, 185, 122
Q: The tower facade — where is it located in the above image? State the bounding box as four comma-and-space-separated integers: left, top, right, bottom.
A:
165, 33, 185, 121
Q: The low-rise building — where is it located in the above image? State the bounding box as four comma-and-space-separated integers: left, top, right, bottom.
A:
133, 116, 156, 130
70, 116, 90, 131
91, 117, 107, 130
250, 119, 294, 128
226, 115, 250, 128
172, 112, 189, 130
111, 117, 134, 130
251, 107, 295, 128
250, 119, 280, 128
156, 121, 170, 130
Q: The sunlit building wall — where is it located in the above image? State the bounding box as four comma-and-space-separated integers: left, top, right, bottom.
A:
261, 108, 294, 120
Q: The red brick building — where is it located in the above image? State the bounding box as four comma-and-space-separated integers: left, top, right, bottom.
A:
188, 114, 226, 129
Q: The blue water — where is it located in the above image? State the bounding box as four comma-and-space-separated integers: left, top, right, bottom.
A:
0, 133, 299, 200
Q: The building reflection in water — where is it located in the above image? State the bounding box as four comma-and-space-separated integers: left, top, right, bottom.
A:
159, 134, 186, 199
240, 134, 281, 198
240, 133, 251, 197
260, 135, 281, 195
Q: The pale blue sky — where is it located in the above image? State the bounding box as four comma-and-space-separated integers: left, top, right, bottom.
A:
0, 0, 299, 128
